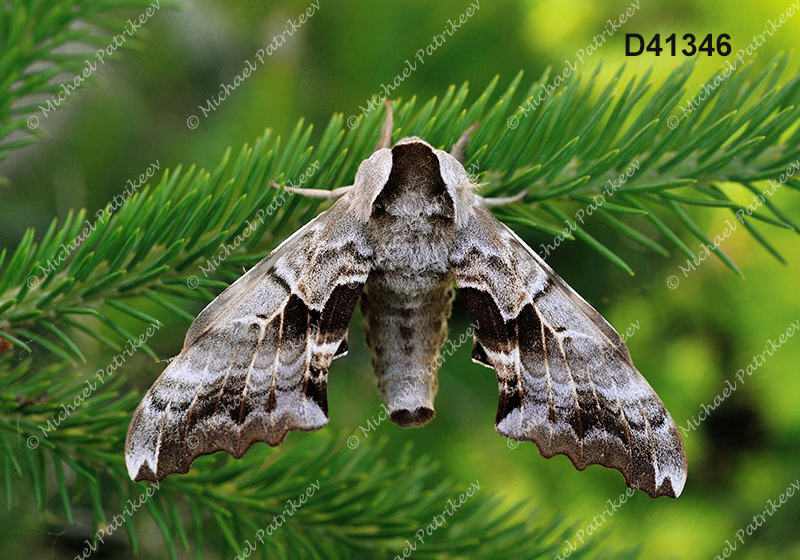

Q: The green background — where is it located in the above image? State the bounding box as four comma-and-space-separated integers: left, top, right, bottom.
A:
2, 0, 800, 558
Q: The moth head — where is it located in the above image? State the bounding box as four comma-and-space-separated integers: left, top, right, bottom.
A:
359, 136, 478, 227
391, 136, 475, 188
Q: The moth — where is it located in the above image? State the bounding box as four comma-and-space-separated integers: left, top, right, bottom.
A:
126, 104, 687, 498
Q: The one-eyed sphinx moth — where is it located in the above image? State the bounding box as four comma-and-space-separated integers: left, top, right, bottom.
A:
126, 105, 687, 498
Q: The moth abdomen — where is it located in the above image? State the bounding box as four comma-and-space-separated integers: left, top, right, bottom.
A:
361, 279, 454, 427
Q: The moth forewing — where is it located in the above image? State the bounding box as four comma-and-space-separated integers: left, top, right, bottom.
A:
124, 156, 382, 482
448, 198, 687, 498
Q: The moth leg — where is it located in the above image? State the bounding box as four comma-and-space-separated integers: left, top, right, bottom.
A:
375, 100, 394, 151
268, 180, 353, 201
475, 190, 528, 207
450, 123, 479, 163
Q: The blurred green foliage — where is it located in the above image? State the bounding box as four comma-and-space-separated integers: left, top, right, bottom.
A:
2, 1, 800, 559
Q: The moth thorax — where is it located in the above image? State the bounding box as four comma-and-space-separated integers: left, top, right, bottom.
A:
366, 141, 456, 291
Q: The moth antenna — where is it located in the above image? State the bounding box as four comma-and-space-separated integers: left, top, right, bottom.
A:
450, 122, 480, 163
268, 179, 353, 201
476, 189, 528, 207
375, 100, 394, 151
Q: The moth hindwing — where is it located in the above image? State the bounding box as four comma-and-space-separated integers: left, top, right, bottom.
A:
125, 114, 686, 499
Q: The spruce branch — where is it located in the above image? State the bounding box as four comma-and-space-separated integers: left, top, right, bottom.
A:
2, 58, 800, 359
2, 54, 800, 559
